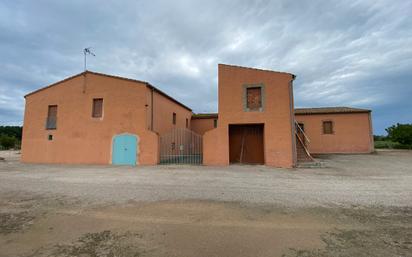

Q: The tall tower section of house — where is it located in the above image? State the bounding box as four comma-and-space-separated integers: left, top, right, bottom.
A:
203, 64, 297, 168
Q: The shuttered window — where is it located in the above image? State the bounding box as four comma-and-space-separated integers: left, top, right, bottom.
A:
323, 121, 333, 134
92, 98, 103, 118
46, 105, 57, 130
246, 87, 262, 110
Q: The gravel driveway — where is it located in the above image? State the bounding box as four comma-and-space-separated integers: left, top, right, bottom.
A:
1, 150, 412, 257
1, 150, 411, 207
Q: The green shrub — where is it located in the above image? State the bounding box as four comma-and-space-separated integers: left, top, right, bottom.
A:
374, 140, 400, 149
0, 134, 17, 149
0, 126, 22, 140
393, 144, 412, 150
386, 123, 412, 145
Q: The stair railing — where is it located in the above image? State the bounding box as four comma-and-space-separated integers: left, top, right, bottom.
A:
295, 120, 310, 145
295, 120, 315, 162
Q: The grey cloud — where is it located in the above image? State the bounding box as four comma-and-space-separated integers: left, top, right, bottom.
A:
0, 0, 411, 133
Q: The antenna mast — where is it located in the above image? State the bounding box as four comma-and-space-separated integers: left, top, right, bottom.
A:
83, 47, 96, 71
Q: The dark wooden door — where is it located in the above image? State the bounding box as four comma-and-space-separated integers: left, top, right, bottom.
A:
229, 124, 264, 164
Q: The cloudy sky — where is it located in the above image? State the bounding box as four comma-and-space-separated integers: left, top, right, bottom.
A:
1, 0, 411, 134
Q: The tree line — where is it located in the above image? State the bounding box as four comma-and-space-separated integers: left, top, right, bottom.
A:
374, 123, 412, 149
0, 126, 22, 150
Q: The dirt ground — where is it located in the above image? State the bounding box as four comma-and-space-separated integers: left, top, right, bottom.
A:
0, 150, 411, 257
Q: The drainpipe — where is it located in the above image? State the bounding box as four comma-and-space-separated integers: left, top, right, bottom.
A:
151, 88, 154, 131
290, 74, 297, 167
368, 111, 374, 152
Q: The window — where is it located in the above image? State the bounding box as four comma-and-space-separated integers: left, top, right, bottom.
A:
46, 105, 57, 130
48, 134, 53, 141
186, 118, 189, 128
92, 98, 103, 118
243, 84, 265, 112
214, 119, 217, 128
323, 121, 333, 134
173, 113, 176, 125
246, 87, 262, 110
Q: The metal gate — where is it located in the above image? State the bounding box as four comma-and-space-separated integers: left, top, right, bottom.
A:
159, 128, 203, 164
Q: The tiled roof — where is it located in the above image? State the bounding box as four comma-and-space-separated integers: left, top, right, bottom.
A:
294, 107, 371, 115
192, 107, 371, 118
191, 113, 218, 119
219, 64, 295, 78
25, 70, 192, 111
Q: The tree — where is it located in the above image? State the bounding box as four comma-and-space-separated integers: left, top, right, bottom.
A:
0, 134, 17, 149
0, 126, 22, 140
386, 123, 412, 145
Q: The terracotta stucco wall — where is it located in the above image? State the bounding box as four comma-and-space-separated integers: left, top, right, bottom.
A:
203, 64, 296, 168
21, 73, 159, 165
295, 112, 374, 153
191, 118, 216, 135
151, 90, 193, 135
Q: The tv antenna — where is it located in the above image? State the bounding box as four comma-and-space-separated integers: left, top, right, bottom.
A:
83, 47, 96, 71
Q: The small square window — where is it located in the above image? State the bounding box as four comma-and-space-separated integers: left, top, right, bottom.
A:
244, 85, 264, 112
92, 98, 103, 118
323, 121, 333, 134
173, 113, 176, 125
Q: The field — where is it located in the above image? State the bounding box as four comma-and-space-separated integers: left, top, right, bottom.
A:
0, 150, 411, 257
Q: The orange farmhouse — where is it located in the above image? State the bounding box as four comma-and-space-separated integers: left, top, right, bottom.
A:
21, 64, 374, 168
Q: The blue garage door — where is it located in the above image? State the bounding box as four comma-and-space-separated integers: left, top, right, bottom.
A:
112, 134, 137, 165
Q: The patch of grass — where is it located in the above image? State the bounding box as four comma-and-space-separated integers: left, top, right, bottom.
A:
374, 140, 412, 149
394, 144, 412, 149
374, 140, 399, 149
0, 211, 35, 234
27, 230, 148, 257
